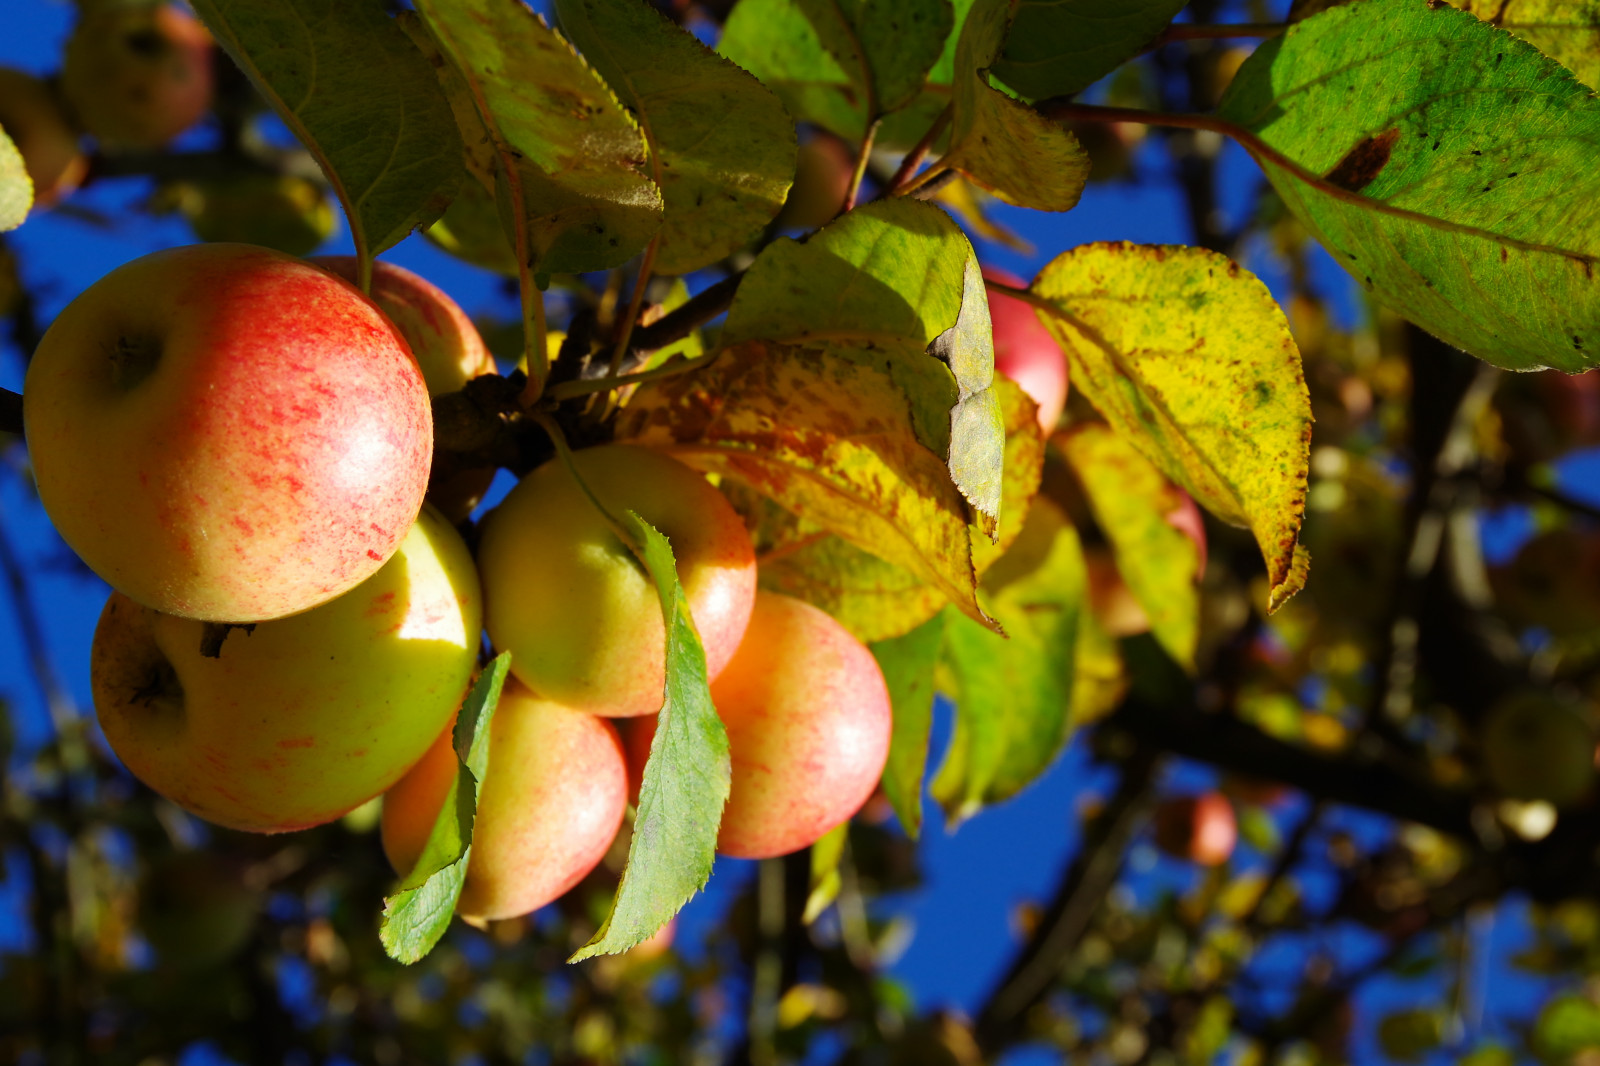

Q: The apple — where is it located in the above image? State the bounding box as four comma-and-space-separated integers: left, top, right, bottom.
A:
983, 267, 1069, 431
0, 68, 87, 207
315, 255, 499, 520
24, 242, 432, 623
712, 591, 892, 860
619, 712, 656, 804
381, 680, 628, 921
138, 850, 262, 971
476, 443, 758, 717
1153, 792, 1236, 866
164, 173, 336, 257
1481, 689, 1596, 807
62, 1, 213, 151
775, 133, 853, 230
91, 504, 481, 834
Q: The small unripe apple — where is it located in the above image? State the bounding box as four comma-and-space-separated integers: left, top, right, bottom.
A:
1481, 689, 1596, 807
24, 242, 432, 622
0, 68, 87, 207
162, 173, 336, 257
316, 255, 499, 520
381, 681, 628, 921
713, 591, 892, 860
775, 133, 852, 230
983, 267, 1068, 431
477, 444, 758, 717
62, 2, 214, 151
92, 505, 481, 833
1153, 792, 1236, 866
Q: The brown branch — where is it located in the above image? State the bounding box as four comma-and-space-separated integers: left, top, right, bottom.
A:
1, 387, 20, 437
625, 273, 742, 359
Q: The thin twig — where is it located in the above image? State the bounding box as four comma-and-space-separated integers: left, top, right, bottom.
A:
625, 273, 742, 357
545, 353, 713, 402
883, 104, 953, 198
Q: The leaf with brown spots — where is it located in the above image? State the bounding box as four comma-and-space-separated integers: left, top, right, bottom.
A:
412, 0, 662, 276
1449, 0, 1600, 90
616, 339, 996, 630
1219, 0, 1600, 371
1031, 243, 1312, 611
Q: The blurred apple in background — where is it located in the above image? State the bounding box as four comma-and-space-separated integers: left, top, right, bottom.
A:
91, 505, 481, 833
23, 242, 433, 622
1481, 689, 1596, 808
0, 67, 87, 206
1153, 792, 1237, 866
425, 178, 520, 276
381, 681, 628, 921
63, 1, 214, 151
156, 173, 336, 257
774, 132, 851, 230
138, 850, 263, 971
983, 267, 1068, 431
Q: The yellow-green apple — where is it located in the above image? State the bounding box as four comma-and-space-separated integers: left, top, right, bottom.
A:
91, 504, 481, 833
477, 443, 757, 717
24, 242, 432, 622
0, 68, 87, 207
1482, 689, 1596, 807
983, 267, 1068, 431
162, 173, 336, 257
62, 1, 213, 151
712, 591, 892, 859
1153, 792, 1236, 866
775, 133, 852, 230
380, 681, 628, 921
315, 255, 499, 520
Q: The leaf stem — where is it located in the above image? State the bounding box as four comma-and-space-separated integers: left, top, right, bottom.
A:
546, 353, 714, 402
883, 103, 953, 198
894, 161, 951, 199
516, 264, 549, 409
609, 235, 660, 378
840, 119, 881, 217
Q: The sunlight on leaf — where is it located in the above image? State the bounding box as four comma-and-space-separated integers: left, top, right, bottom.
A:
1449, 0, 1600, 90
0, 128, 30, 232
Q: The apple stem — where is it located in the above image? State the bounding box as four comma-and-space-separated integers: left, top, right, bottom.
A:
517, 271, 550, 409
607, 235, 660, 379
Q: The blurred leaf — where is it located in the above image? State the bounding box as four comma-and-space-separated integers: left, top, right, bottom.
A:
554, 0, 794, 275
414, 0, 663, 275
1218, 0, 1600, 372
191, 0, 464, 263
872, 612, 947, 838
424, 176, 519, 276
573, 513, 731, 959
803, 823, 848, 924
618, 338, 993, 628
1377, 1009, 1445, 1063
1449, 0, 1600, 89
1180, 996, 1233, 1066
990, 0, 1186, 100
1457, 1045, 1515, 1066
1059, 423, 1201, 669
0, 127, 29, 231
1235, 806, 1280, 854
1536, 995, 1600, 1058
380, 653, 510, 964
725, 200, 1003, 535
939, 0, 1089, 211
638, 279, 706, 371
933, 501, 1086, 821
1031, 243, 1312, 611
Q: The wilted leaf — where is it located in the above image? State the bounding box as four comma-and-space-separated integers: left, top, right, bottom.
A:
1449, 0, 1600, 91
1219, 0, 1600, 371
191, 0, 464, 265
555, 0, 795, 275
380, 653, 510, 965
725, 199, 1005, 534
1031, 242, 1312, 610
872, 613, 947, 837
573, 513, 730, 959
1059, 423, 1201, 669
618, 339, 994, 629
932, 499, 1086, 821
938, 0, 1089, 211
415, 0, 662, 276
991, 0, 1185, 100
0, 128, 29, 232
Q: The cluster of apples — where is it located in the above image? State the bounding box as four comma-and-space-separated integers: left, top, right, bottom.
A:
0, 1, 214, 206
22, 239, 896, 925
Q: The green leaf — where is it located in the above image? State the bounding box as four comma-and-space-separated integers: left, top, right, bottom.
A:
1031, 243, 1312, 611
932, 499, 1086, 822
190, 0, 465, 265
938, 0, 1089, 211
724, 199, 1004, 534
0, 127, 30, 232
1218, 0, 1600, 372
1059, 423, 1201, 670
1377, 1009, 1445, 1063
380, 653, 511, 965
414, 0, 662, 276
718, 0, 953, 142
554, 0, 795, 276
1450, 0, 1600, 89
572, 512, 731, 960
990, 0, 1186, 101
871, 613, 947, 838
1536, 995, 1600, 1058
803, 822, 849, 924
